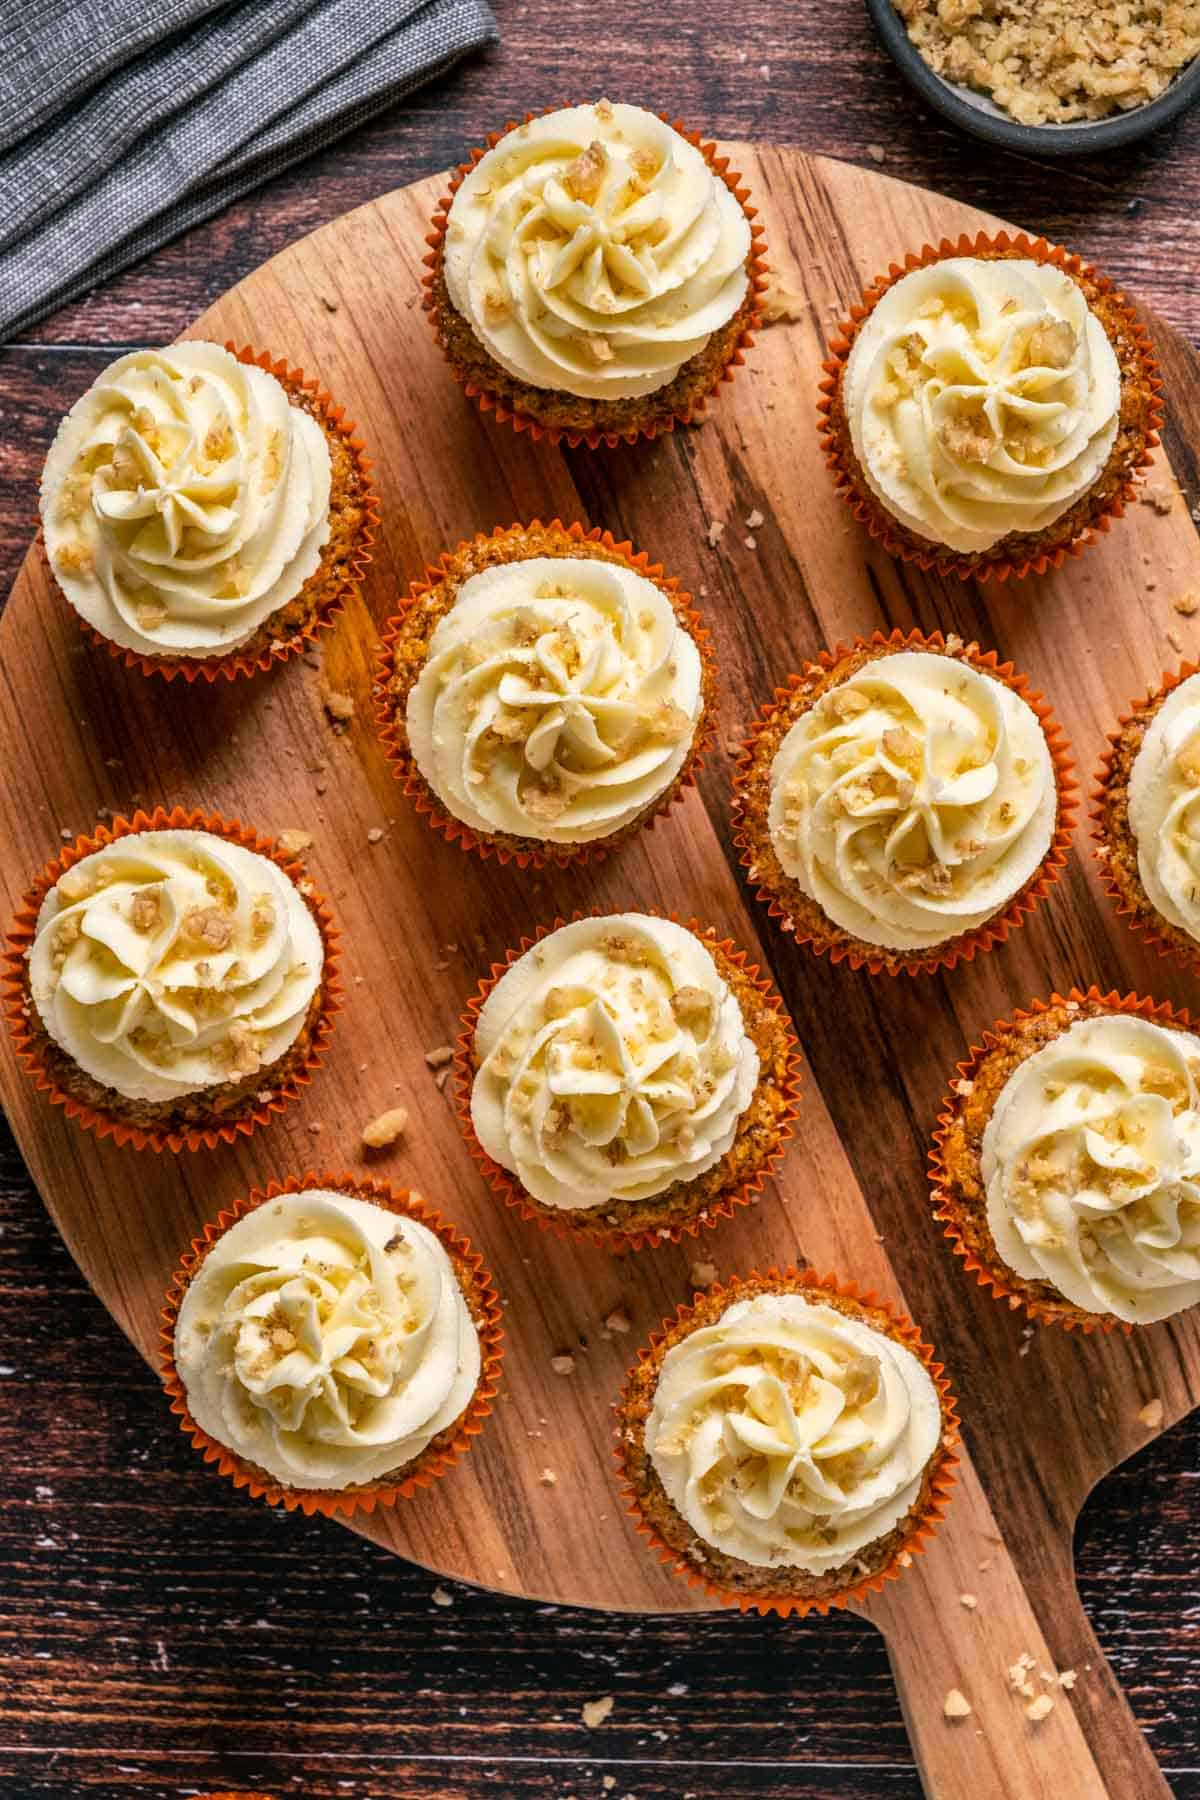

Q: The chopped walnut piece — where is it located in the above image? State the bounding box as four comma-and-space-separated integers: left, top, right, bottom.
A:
1026, 1694, 1054, 1723
563, 141, 608, 204
366, 826, 385, 845
53, 540, 95, 577
943, 1689, 972, 1720
581, 1696, 614, 1728
523, 782, 571, 822
276, 829, 313, 857
56, 866, 93, 904
1025, 319, 1076, 370
362, 1107, 409, 1150
424, 1045, 454, 1070
1173, 593, 1199, 617
550, 1353, 576, 1376
706, 519, 725, 547
603, 1307, 631, 1334
184, 906, 233, 950
130, 889, 162, 933
670, 985, 713, 1031
761, 277, 805, 324
1141, 484, 1175, 515
537, 1467, 558, 1487
940, 412, 994, 462
1138, 1396, 1164, 1430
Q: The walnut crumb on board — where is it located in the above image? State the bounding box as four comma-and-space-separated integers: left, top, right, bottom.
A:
1174, 593, 1198, 616
604, 1308, 631, 1334
761, 276, 805, 323
537, 1467, 557, 1486
943, 1689, 972, 1720
1141, 485, 1175, 514
431, 1586, 454, 1608
424, 1045, 454, 1069
707, 519, 725, 547
276, 829, 313, 857
959, 1593, 977, 1610
690, 1260, 718, 1288
582, 1696, 614, 1728
1026, 1694, 1055, 1723
1139, 1397, 1165, 1429
362, 1107, 408, 1149
550, 1353, 576, 1376
321, 684, 355, 724
367, 826, 385, 844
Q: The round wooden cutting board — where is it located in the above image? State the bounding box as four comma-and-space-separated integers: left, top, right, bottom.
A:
2, 146, 1198, 1799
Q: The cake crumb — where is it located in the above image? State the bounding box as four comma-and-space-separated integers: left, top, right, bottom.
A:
943, 1689, 972, 1719
362, 1106, 408, 1149
690, 1260, 718, 1288
744, 534, 757, 550
1138, 1396, 1164, 1429
959, 1593, 977, 1610
367, 826, 385, 844
551, 1353, 576, 1376
1173, 593, 1198, 616
1141, 485, 1175, 514
706, 519, 725, 547
1058, 1669, 1078, 1690
604, 1307, 631, 1334
952, 1078, 974, 1097
538, 1467, 557, 1486
431, 1586, 454, 1608
866, 142, 885, 162
582, 1696, 614, 1728
1026, 1694, 1054, 1723
320, 684, 355, 725
761, 277, 805, 324
424, 1045, 454, 1069
746, 508, 764, 530
276, 829, 313, 857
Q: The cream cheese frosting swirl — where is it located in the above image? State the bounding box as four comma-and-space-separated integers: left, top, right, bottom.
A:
406, 556, 703, 843
844, 257, 1122, 553
1128, 672, 1200, 945
174, 1191, 482, 1490
645, 1292, 942, 1571
767, 650, 1056, 953
443, 101, 751, 401
40, 342, 332, 659
983, 1014, 1200, 1323
28, 830, 323, 1104
470, 914, 759, 1211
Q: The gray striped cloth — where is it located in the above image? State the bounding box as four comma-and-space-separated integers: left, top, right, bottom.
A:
0, 0, 497, 340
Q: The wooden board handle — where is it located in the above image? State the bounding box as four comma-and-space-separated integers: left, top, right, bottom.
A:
865, 1462, 1168, 1799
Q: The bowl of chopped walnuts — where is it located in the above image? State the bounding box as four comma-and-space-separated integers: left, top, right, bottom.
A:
866, 0, 1200, 154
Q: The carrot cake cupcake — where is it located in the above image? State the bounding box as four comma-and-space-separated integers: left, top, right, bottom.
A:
821, 243, 1159, 575
19, 826, 329, 1137
170, 1185, 492, 1498
461, 913, 797, 1245
617, 1273, 955, 1606
1095, 666, 1200, 966
933, 997, 1200, 1327
40, 341, 371, 671
428, 100, 760, 439
734, 637, 1067, 974
377, 522, 712, 862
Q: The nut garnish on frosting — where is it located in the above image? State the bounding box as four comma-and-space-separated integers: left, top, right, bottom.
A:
406, 556, 704, 844
443, 102, 752, 401
767, 650, 1056, 953
470, 914, 759, 1210
174, 1191, 482, 1490
28, 830, 323, 1103
40, 342, 332, 658
843, 258, 1122, 553
645, 1291, 942, 1570
1128, 671, 1200, 945
982, 1014, 1200, 1323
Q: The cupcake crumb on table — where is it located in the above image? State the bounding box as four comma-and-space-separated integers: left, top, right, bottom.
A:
733, 632, 1073, 976
457, 912, 799, 1249
819, 237, 1161, 579
376, 521, 715, 868
425, 101, 765, 444
617, 1271, 958, 1610
932, 993, 1200, 1328
39, 342, 374, 679
5, 813, 338, 1149
164, 1178, 501, 1509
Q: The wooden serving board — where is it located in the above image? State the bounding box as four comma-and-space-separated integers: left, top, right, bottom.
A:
2, 147, 1198, 1799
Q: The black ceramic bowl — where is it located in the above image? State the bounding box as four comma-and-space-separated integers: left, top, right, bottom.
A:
866, 0, 1200, 156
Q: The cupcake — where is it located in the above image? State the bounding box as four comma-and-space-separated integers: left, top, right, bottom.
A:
931, 992, 1200, 1329
375, 521, 714, 866
425, 101, 765, 445
456, 912, 800, 1249
1094, 663, 1200, 971
733, 631, 1074, 976
616, 1272, 958, 1613
4, 812, 338, 1149
40, 342, 375, 679
818, 234, 1162, 580
162, 1176, 502, 1511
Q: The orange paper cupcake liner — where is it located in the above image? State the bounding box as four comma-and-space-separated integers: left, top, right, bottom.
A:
1091, 661, 1200, 976
453, 911, 803, 1252
731, 627, 1077, 976
925, 984, 1188, 1333
159, 1171, 505, 1516
2, 805, 342, 1152
48, 343, 380, 683
422, 108, 770, 449
373, 518, 718, 870
615, 1268, 960, 1617
816, 230, 1163, 583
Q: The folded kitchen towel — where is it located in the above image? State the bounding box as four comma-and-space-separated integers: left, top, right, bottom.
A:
0, 0, 498, 340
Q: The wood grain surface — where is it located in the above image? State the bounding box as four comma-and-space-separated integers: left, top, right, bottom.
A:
1, 10, 1199, 1796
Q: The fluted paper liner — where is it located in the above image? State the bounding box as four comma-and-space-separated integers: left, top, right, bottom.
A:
159, 1172, 505, 1516
374, 518, 718, 869
2, 806, 342, 1152
731, 627, 1077, 976
816, 231, 1164, 583
453, 912, 803, 1251
422, 109, 770, 449
1091, 661, 1200, 976
615, 1268, 960, 1617
926, 986, 1188, 1332
47, 344, 380, 683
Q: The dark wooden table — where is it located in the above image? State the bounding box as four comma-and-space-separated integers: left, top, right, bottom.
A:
2, 5, 1197, 1796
